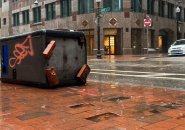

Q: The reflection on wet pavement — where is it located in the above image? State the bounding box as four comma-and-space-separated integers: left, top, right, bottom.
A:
88, 55, 185, 90
1, 82, 185, 129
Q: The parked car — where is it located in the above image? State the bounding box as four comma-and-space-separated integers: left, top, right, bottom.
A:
168, 39, 185, 56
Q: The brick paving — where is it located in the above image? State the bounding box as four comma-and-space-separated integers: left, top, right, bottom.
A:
0, 81, 185, 130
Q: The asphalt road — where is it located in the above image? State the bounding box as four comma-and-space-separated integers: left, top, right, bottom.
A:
88, 56, 185, 91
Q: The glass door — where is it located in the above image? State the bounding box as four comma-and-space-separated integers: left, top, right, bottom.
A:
104, 36, 115, 55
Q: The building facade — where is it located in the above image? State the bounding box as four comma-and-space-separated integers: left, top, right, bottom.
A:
0, 0, 185, 55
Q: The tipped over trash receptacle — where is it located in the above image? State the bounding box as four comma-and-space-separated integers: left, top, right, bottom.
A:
0, 29, 90, 88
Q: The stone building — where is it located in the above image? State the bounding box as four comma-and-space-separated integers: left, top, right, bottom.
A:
0, 0, 185, 55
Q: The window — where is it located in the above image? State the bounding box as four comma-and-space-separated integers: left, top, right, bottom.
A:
184, 9, 185, 22
61, 0, 71, 17
103, 0, 123, 12
12, 0, 18, 2
3, 18, 6, 25
33, 6, 41, 23
179, 7, 182, 21
168, 3, 174, 19
45, 2, 56, 20
131, 0, 142, 12
78, 0, 94, 14
22, 10, 29, 25
13, 13, 19, 26
147, 0, 154, 15
0, 0, 2, 8
158, 0, 165, 17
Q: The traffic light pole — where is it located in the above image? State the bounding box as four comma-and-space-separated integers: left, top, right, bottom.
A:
96, 2, 102, 59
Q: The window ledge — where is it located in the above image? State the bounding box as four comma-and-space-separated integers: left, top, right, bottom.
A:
30, 22, 44, 27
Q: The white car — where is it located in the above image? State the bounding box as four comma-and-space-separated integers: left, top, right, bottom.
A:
168, 39, 185, 56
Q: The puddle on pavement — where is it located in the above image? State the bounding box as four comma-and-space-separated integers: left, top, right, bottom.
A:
105, 96, 130, 103
177, 94, 185, 99
149, 109, 161, 114
0, 98, 10, 103
16, 111, 50, 121
161, 102, 183, 109
69, 103, 94, 108
135, 102, 184, 114
0, 106, 15, 112
61, 93, 80, 97
86, 112, 119, 122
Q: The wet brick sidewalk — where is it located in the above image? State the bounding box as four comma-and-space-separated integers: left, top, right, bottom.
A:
0, 82, 185, 130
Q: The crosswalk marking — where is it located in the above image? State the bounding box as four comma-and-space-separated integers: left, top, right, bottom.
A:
90, 68, 185, 81
91, 68, 185, 76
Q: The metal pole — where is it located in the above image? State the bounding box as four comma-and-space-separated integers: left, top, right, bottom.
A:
177, 13, 179, 40
96, 2, 102, 59
147, 26, 149, 57
177, 20, 178, 40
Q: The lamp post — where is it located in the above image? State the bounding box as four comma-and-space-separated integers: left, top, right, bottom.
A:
176, 6, 180, 40
96, 0, 102, 59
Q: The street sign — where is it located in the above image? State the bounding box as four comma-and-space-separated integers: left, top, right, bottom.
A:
144, 18, 152, 27
101, 7, 111, 12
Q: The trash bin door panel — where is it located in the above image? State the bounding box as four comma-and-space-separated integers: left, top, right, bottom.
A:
1, 45, 9, 77
48, 38, 86, 81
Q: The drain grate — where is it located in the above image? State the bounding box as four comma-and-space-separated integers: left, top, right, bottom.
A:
86, 112, 119, 122
69, 103, 94, 108
106, 96, 130, 103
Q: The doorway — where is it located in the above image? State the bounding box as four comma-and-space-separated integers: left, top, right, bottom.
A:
131, 29, 142, 54
159, 29, 174, 53
104, 36, 115, 55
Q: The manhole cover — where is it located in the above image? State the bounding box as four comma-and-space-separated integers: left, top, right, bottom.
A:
69, 103, 94, 108
86, 112, 119, 122
106, 96, 130, 103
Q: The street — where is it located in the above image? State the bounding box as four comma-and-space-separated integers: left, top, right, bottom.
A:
88, 55, 185, 90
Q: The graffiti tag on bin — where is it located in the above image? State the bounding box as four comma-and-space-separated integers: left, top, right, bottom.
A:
9, 35, 34, 68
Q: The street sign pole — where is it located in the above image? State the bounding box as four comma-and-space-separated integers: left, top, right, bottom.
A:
96, 0, 101, 59
144, 16, 152, 57
146, 26, 149, 57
